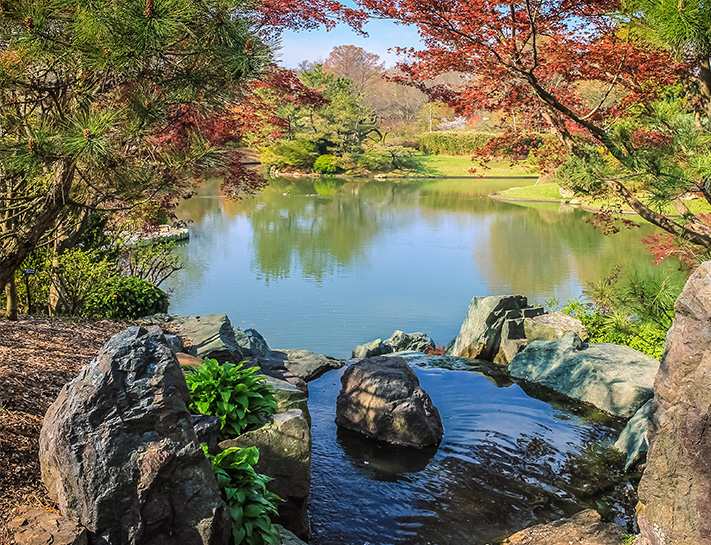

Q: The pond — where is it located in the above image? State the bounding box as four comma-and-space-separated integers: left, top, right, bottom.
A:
165, 176, 682, 358
165, 175, 666, 544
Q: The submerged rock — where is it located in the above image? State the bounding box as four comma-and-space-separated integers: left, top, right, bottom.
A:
39, 326, 230, 545
638, 261, 711, 545
335, 356, 443, 448
508, 332, 658, 418
502, 509, 626, 545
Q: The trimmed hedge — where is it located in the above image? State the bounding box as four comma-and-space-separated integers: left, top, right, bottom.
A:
419, 131, 496, 155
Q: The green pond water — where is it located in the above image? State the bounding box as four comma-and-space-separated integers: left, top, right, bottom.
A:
165, 175, 682, 359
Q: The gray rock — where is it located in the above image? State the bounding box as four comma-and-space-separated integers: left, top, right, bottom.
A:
263, 375, 310, 422
192, 414, 223, 455
268, 349, 344, 382
509, 333, 658, 418
335, 356, 444, 448
614, 400, 652, 471
39, 326, 231, 545
234, 327, 270, 361
446, 295, 528, 360
167, 314, 245, 364
219, 409, 311, 539
9, 506, 88, 545
164, 333, 184, 354
352, 338, 393, 359
638, 261, 711, 545
385, 330, 435, 353
524, 311, 590, 342
276, 525, 308, 545
493, 318, 527, 366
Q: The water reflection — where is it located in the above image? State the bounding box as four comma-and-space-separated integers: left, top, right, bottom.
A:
308, 363, 634, 545
166, 176, 684, 356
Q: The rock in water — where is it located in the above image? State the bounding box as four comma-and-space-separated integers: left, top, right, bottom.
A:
335, 356, 443, 448
638, 262, 711, 545
39, 326, 231, 545
509, 332, 658, 418
446, 295, 528, 360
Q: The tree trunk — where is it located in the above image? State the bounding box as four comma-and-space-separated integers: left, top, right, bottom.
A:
5, 277, 18, 321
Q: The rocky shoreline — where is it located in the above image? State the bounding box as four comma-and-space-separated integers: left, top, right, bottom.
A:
6, 263, 711, 544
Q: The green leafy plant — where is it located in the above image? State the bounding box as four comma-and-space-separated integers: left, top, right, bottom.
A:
204, 445, 281, 545
186, 359, 276, 437
84, 276, 169, 319
313, 154, 338, 174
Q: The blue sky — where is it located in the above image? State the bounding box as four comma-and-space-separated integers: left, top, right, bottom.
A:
276, 18, 424, 69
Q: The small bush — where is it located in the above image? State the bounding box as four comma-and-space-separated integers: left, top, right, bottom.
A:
204, 445, 280, 545
313, 154, 338, 174
186, 359, 276, 437
84, 276, 168, 319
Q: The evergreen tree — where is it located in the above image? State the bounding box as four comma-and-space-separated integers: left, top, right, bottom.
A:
0, 0, 271, 293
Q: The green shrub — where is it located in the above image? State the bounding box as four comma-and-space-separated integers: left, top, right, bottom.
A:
204, 445, 280, 545
185, 359, 276, 437
84, 276, 168, 319
262, 138, 319, 172
313, 154, 338, 174
561, 297, 668, 359
419, 131, 496, 155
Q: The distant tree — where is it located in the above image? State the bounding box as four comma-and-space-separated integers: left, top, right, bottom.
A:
323, 45, 385, 95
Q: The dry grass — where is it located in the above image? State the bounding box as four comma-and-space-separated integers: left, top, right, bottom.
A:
0, 316, 128, 544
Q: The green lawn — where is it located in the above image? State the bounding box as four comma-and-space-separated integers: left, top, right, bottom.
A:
498, 183, 565, 200
409, 155, 535, 178
499, 182, 711, 216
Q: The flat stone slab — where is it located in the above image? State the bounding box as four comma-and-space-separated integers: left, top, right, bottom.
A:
9, 507, 88, 545
502, 509, 626, 545
267, 349, 344, 382
509, 333, 659, 418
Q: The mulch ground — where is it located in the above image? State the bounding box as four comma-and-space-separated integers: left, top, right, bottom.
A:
0, 316, 128, 545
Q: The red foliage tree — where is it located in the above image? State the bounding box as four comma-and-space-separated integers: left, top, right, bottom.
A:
358, 0, 711, 250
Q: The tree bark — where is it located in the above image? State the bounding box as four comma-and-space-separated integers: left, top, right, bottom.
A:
5, 277, 18, 321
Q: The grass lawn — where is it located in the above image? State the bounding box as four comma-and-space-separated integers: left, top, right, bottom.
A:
499, 183, 711, 215
498, 183, 565, 200
409, 155, 535, 178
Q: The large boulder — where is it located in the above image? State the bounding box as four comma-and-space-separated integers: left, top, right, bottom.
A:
524, 311, 589, 342
446, 295, 529, 360
219, 409, 311, 539
335, 356, 444, 448
502, 509, 626, 545
614, 400, 652, 471
39, 326, 231, 545
637, 262, 711, 545
233, 327, 271, 361
508, 333, 658, 418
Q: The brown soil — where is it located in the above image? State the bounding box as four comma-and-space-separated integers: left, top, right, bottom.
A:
0, 316, 128, 545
